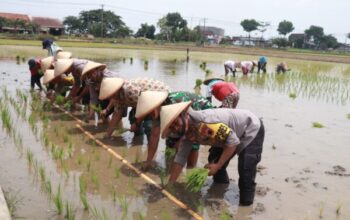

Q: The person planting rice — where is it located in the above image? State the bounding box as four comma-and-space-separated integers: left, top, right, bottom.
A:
81, 61, 121, 122
42, 69, 74, 101
53, 58, 90, 108
28, 58, 43, 91
240, 60, 257, 75
257, 56, 267, 73
134, 90, 213, 170
224, 60, 240, 77
204, 74, 240, 108
98, 77, 169, 138
160, 102, 265, 206
276, 62, 290, 73
42, 38, 62, 58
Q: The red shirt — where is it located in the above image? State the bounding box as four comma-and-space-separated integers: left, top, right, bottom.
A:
212, 82, 239, 101
29, 59, 41, 76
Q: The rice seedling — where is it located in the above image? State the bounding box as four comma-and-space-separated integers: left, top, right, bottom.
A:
171, 69, 176, 75
21, 57, 26, 63
122, 57, 126, 63
54, 185, 63, 215
220, 211, 232, 220
289, 92, 297, 99
347, 114, 350, 119
39, 166, 46, 182
91, 172, 99, 189
165, 147, 176, 160
111, 188, 117, 203
1, 107, 12, 132
63, 132, 69, 143
63, 163, 69, 178
312, 122, 324, 128
194, 79, 203, 89
43, 133, 49, 147
159, 168, 167, 187
205, 69, 212, 75
79, 176, 87, 194
91, 104, 102, 114
26, 149, 33, 165
53, 125, 59, 136
318, 203, 325, 219
185, 168, 209, 193
86, 158, 91, 172
44, 180, 52, 197
80, 192, 89, 211
76, 155, 83, 165
199, 62, 206, 70
118, 196, 129, 215
3, 190, 22, 218
107, 155, 113, 168
130, 57, 133, 64
65, 201, 75, 220
55, 95, 65, 105
95, 152, 100, 161
67, 142, 74, 158
336, 202, 342, 215
138, 213, 145, 220
114, 167, 120, 179
63, 100, 73, 111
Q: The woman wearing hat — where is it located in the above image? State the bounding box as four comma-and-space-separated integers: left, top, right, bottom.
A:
28, 58, 43, 91
160, 102, 265, 206
53, 58, 90, 106
276, 62, 290, 74
42, 69, 74, 101
204, 74, 240, 108
80, 61, 121, 122
134, 91, 214, 170
99, 77, 169, 138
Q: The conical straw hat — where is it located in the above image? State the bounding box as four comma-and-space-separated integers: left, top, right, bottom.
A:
56, 51, 72, 59
203, 74, 224, 85
42, 69, 55, 84
98, 77, 124, 100
41, 56, 54, 72
135, 91, 169, 119
160, 101, 192, 139
81, 61, 107, 77
54, 59, 73, 78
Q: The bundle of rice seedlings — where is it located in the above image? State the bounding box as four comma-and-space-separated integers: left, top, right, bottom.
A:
185, 168, 209, 192
55, 95, 65, 105
63, 100, 73, 110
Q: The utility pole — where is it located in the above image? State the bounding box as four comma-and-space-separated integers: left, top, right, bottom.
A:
203, 18, 207, 46
101, 4, 104, 38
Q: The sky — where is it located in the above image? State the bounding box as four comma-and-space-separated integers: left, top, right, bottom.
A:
1, 0, 349, 42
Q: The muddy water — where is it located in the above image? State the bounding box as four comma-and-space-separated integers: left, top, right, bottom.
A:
0, 55, 350, 220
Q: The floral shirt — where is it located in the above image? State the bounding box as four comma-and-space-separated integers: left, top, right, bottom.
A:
165, 91, 213, 110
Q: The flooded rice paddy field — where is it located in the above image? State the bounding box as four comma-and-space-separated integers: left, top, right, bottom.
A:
0, 51, 350, 220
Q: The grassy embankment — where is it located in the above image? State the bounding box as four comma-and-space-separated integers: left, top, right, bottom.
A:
0, 38, 350, 64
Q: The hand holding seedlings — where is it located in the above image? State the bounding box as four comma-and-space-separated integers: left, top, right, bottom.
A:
204, 163, 221, 176
185, 168, 209, 193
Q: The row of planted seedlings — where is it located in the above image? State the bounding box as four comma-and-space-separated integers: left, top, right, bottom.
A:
233, 70, 350, 106
25, 90, 196, 219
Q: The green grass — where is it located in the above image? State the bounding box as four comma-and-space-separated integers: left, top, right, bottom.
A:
80, 192, 89, 210
312, 122, 324, 128
65, 202, 75, 220
3, 190, 22, 218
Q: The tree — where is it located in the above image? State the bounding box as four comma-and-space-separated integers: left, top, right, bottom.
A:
63, 16, 82, 35
78, 9, 131, 38
240, 19, 261, 45
304, 25, 324, 48
135, 23, 155, 39
277, 20, 294, 37
272, 37, 289, 48
157, 12, 187, 42
319, 35, 339, 49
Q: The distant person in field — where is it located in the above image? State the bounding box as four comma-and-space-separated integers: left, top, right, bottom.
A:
241, 61, 257, 75
276, 62, 289, 74
42, 39, 61, 56
257, 56, 267, 73
204, 74, 240, 108
28, 58, 43, 91
224, 60, 240, 77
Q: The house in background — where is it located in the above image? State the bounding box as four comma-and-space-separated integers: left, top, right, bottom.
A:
32, 16, 64, 35
231, 36, 272, 47
0, 12, 63, 35
0, 12, 32, 33
198, 26, 224, 44
289, 33, 306, 48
